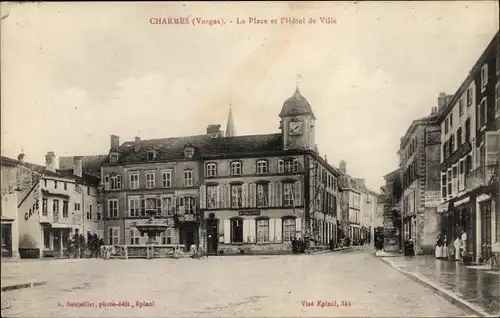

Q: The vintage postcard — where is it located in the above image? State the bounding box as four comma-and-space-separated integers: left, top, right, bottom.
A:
1, 1, 499, 317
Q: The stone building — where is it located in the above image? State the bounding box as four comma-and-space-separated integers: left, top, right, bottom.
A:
398, 105, 442, 254
1, 156, 20, 259
101, 87, 344, 254
16, 152, 102, 258
337, 161, 377, 244
437, 31, 499, 263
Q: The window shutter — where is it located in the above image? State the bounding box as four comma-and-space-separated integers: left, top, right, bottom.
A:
274, 219, 282, 243
224, 220, 231, 244
248, 219, 256, 243
249, 183, 256, 208
200, 185, 206, 210
224, 184, 231, 209
216, 184, 221, 209
269, 218, 275, 243
294, 181, 302, 207
269, 182, 275, 208
156, 197, 162, 216
117, 175, 122, 189
243, 219, 250, 243
179, 197, 185, 215
485, 131, 500, 166
104, 176, 110, 191
242, 183, 249, 208
295, 218, 302, 238
276, 182, 283, 207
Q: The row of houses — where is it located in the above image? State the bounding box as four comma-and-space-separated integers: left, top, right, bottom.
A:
1, 87, 380, 258
382, 30, 500, 265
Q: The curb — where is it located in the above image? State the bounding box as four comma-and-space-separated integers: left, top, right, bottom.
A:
1, 281, 47, 292
379, 258, 493, 317
309, 247, 353, 255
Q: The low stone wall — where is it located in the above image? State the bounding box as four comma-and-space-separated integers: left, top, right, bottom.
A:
217, 243, 330, 255
103, 244, 186, 259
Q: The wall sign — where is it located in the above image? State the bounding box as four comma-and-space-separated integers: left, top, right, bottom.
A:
238, 210, 260, 216
24, 201, 39, 221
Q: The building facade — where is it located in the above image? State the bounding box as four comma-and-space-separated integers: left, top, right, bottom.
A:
437, 31, 499, 263
399, 106, 443, 254
101, 87, 343, 254
381, 169, 402, 252
1, 156, 20, 259
17, 152, 102, 258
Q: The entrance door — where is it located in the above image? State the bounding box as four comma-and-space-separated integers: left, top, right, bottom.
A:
481, 201, 492, 262
206, 218, 218, 255
1, 224, 12, 257
231, 219, 243, 243
180, 223, 197, 251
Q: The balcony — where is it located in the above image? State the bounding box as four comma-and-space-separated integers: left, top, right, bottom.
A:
465, 165, 496, 192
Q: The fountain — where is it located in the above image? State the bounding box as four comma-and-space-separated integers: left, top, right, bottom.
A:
133, 207, 169, 259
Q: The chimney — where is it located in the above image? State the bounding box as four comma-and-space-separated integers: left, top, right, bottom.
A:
437, 92, 448, 111
45, 151, 56, 172
110, 134, 120, 150
134, 136, 141, 151
17, 152, 25, 162
339, 160, 347, 173
206, 124, 223, 138
73, 156, 83, 178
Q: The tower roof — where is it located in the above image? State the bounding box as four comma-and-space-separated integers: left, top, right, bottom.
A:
225, 104, 236, 137
279, 86, 316, 119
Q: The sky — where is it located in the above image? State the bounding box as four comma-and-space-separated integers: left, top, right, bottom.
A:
1, 1, 498, 191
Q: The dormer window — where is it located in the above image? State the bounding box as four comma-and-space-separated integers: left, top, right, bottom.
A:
184, 142, 195, 159
109, 153, 119, 163
230, 161, 242, 176
148, 151, 157, 161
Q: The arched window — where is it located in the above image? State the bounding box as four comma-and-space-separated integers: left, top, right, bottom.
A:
283, 218, 296, 242
230, 161, 242, 175
256, 160, 268, 175
205, 163, 218, 177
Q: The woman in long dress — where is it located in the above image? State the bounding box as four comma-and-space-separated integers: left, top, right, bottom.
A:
435, 234, 443, 259
453, 236, 461, 261
442, 234, 449, 259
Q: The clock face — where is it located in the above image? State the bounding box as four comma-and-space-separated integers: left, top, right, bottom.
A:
289, 121, 304, 136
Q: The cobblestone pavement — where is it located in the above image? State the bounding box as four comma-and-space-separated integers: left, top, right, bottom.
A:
1, 249, 469, 317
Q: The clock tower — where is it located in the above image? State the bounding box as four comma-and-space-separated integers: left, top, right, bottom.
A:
279, 86, 316, 151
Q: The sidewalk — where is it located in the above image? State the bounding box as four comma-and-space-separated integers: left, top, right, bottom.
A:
380, 255, 499, 317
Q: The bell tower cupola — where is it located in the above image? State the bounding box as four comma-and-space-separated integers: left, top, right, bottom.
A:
279, 85, 316, 151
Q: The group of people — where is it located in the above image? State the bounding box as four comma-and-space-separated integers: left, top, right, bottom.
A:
435, 230, 467, 261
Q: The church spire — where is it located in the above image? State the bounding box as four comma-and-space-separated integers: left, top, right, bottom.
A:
225, 103, 236, 137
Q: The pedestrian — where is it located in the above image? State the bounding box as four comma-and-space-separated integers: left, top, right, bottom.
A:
442, 233, 449, 260
460, 229, 467, 257
435, 234, 443, 259
453, 236, 461, 261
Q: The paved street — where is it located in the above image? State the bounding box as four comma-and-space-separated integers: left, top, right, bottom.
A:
1, 248, 469, 317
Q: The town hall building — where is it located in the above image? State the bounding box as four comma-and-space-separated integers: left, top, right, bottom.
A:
101, 87, 343, 254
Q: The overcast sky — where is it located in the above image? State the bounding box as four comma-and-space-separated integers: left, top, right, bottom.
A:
1, 1, 498, 191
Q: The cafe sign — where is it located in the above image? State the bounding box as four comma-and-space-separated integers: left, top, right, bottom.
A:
238, 210, 260, 216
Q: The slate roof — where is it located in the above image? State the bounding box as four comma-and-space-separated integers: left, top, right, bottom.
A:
17, 159, 99, 185
279, 87, 316, 119
112, 133, 284, 164
59, 155, 107, 177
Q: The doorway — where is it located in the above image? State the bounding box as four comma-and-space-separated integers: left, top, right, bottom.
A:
180, 223, 198, 252
1, 224, 12, 257
231, 218, 243, 243
480, 201, 492, 262
206, 218, 218, 255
